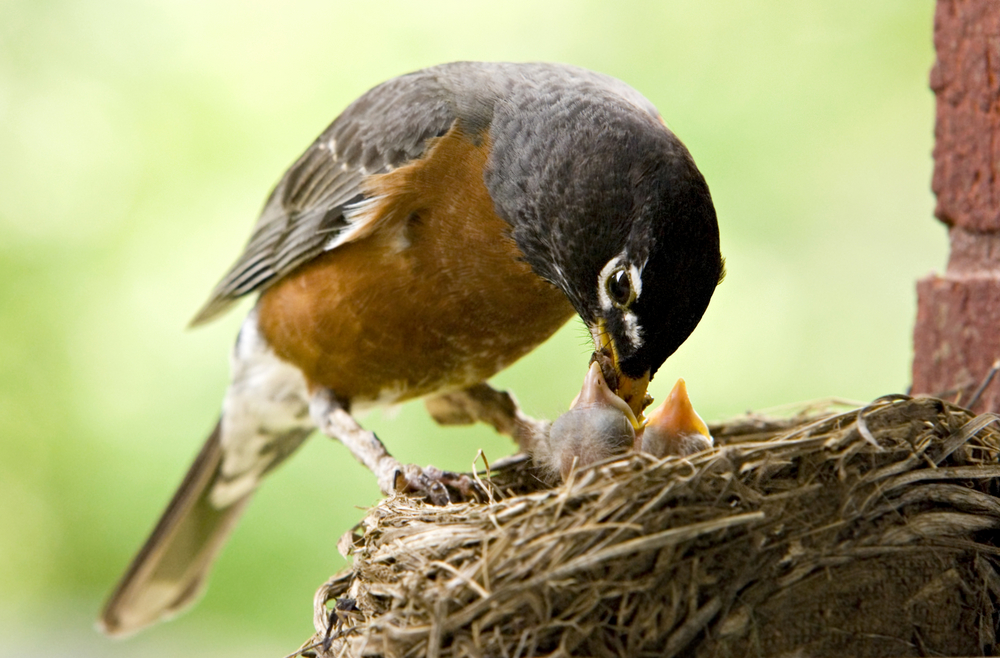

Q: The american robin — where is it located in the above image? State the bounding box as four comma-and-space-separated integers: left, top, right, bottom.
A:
637, 378, 713, 458
99, 61, 724, 636
539, 366, 713, 480
538, 361, 638, 480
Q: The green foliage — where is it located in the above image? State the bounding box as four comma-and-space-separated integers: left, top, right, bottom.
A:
0, 0, 938, 654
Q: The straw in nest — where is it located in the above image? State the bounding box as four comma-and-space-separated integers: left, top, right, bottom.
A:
293, 395, 1000, 658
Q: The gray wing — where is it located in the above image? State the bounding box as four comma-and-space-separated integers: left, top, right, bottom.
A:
189, 68, 460, 326
188, 61, 659, 326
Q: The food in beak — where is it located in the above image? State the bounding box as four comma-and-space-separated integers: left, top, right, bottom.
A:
590, 346, 651, 420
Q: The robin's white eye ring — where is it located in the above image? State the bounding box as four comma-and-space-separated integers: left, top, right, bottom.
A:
606, 268, 635, 308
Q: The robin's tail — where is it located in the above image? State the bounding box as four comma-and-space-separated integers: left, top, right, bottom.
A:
98, 420, 251, 637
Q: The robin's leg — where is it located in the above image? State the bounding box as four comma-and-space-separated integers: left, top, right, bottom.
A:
424, 383, 551, 453
309, 388, 473, 504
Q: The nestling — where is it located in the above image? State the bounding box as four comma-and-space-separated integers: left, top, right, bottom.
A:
637, 378, 714, 458
536, 361, 639, 480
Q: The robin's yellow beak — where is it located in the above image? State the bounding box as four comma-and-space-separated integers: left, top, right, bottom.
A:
591, 319, 651, 424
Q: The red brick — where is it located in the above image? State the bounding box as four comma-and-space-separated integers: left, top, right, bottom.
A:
913, 274, 1000, 411
913, 1, 1000, 412
930, 0, 1000, 232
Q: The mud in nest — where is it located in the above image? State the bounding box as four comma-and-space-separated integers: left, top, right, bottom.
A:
295, 395, 1000, 658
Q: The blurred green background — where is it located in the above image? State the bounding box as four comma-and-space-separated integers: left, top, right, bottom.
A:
0, 0, 940, 655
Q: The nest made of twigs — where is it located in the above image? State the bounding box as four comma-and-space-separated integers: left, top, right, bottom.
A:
296, 395, 1000, 658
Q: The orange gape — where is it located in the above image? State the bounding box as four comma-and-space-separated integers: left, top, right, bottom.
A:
257, 126, 575, 404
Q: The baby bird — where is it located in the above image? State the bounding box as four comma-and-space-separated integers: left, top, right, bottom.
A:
636, 378, 713, 458
536, 362, 638, 480
536, 370, 714, 482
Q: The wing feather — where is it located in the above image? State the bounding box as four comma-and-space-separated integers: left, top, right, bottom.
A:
189, 68, 458, 326
188, 61, 650, 326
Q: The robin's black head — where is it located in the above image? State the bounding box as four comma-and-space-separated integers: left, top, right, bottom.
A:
484, 79, 723, 415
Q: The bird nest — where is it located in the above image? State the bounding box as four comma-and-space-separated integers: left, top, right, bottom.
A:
294, 395, 1000, 658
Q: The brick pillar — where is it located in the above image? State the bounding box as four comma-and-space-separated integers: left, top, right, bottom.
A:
912, 0, 1000, 412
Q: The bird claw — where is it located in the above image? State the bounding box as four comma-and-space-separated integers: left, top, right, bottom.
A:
391, 463, 477, 505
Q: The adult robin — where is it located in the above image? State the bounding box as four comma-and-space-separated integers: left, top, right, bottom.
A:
99, 61, 724, 636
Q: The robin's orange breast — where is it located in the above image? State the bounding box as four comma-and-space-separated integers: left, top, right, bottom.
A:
256, 126, 575, 405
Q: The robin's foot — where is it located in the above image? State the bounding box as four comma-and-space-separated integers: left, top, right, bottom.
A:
310, 388, 478, 504
392, 463, 476, 504
425, 382, 550, 453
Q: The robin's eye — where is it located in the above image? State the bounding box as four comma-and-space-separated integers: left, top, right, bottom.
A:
607, 269, 634, 307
